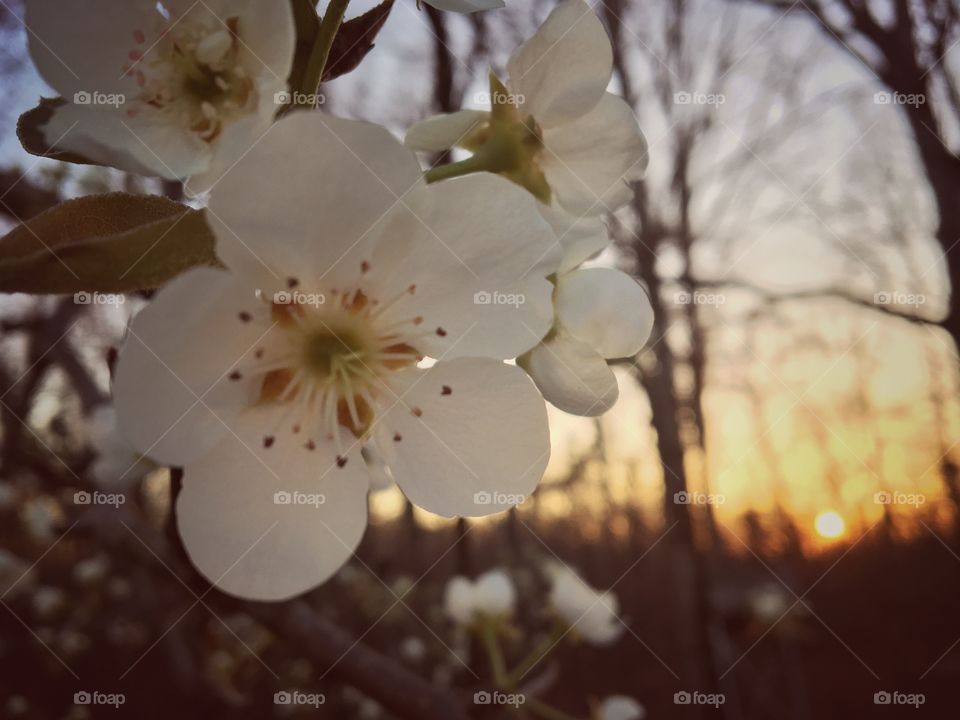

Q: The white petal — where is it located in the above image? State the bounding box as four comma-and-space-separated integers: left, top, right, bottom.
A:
112, 268, 265, 467
176, 406, 368, 601
422, 0, 505, 12
444, 576, 476, 624
474, 569, 516, 616
523, 334, 618, 416
207, 112, 424, 285
549, 566, 622, 645
375, 359, 550, 518
362, 444, 395, 492
234, 0, 297, 82
507, 0, 612, 128
25, 0, 148, 96
405, 110, 490, 153
369, 174, 559, 360
538, 205, 609, 274
541, 94, 647, 215
598, 697, 646, 720
87, 405, 153, 489
39, 103, 211, 179
556, 267, 653, 358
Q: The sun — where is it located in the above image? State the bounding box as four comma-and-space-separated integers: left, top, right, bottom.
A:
814, 510, 846, 540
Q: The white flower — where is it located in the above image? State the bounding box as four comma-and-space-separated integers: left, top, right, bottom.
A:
112, 112, 557, 601
444, 569, 516, 624
26, 0, 295, 193
87, 404, 154, 488
547, 564, 622, 646
421, 0, 505, 12
520, 208, 654, 416
406, 0, 647, 216
596, 696, 646, 720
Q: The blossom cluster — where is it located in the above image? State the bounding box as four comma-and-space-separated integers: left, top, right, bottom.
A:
22, 0, 653, 600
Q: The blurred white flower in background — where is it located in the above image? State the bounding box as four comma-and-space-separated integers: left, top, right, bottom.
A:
112, 113, 557, 601
596, 695, 646, 720
25, 0, 295, 193
444, 569, 516, 625
406, 0, 647, 215
0, 549, 34, 598
547, 563, 623, 646
87, 404, 154, 489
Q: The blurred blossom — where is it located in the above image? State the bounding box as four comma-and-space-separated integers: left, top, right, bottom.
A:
0, 482, 18, 510
547, 563, 623, 646
399, 635, 427, 662
20, 495, 62, 541
596, 695, 645, 720
87, 404, 155, 488
444, 568, 516, 625
32, 586, 66, 619
73, 554, 110, 586
0, 548, 34, 597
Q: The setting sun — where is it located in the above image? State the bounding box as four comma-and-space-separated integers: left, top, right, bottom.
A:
814, 511, 847, 540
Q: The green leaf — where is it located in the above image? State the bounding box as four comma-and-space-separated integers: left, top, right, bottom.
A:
286, 0, 322, 103
17, 97, 104, 167
0, 193, 219, 295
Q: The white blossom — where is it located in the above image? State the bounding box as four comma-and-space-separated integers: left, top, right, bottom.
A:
112, 112, 557, 601
444, 569, 516, 624
596, 695, 646, 720
406, 0, 647, 216
547, 563, 623, 646
87, 404, 154, 488
26, 0, 296, 193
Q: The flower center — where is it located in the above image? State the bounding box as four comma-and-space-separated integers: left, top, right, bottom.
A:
231, 275, 442, 459
123, 15, 254, 142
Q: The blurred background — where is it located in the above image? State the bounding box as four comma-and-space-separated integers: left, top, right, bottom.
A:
0, 0, 958, 717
